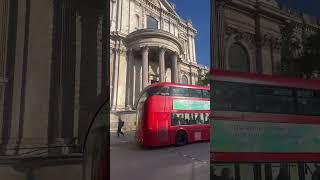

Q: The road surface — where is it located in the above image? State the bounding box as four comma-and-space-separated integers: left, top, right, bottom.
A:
110, 131, 210, 180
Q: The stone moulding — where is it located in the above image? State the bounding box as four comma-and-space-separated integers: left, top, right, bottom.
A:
125, 29, 184, 55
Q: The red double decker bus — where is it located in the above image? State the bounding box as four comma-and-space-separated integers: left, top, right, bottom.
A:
210, 69, 320, 162
135, 82, 210, 147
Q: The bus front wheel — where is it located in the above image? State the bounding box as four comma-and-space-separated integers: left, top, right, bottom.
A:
175, 131, 187, 146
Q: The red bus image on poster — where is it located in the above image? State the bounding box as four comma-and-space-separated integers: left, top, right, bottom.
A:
210, 69, 320, 162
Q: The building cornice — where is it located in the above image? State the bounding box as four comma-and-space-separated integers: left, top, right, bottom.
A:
133, 0, 197, 34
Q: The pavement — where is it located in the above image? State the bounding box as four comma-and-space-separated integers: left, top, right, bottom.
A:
110, 131, 210, 180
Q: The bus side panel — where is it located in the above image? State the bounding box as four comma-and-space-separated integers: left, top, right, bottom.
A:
147, 96, 170, 146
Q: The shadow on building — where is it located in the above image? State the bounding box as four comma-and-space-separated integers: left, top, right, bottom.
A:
0, 0, 109, 179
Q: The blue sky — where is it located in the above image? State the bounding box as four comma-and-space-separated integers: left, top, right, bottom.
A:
169, 0, 210, 67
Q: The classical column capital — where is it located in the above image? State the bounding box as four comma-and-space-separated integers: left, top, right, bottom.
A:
127, 48, 134, 55
159, 47, 166, 55
141, 46, 149, 52
172, 51, 179, 57
119, 48, 127, 55
159, 46, 166, 51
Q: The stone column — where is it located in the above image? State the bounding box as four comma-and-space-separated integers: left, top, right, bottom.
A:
159, 47, 165, 82
142, 46, 149, 88
177, 60, 181, 83
171, 53, 178, 83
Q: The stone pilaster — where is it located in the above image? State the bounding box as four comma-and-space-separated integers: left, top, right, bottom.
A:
49, 0, 77, 148
272, 39, 281, 75
215, 0, 227, 70
111, 48, 119, 110
116, 48, 127, 110
73, 14, 82, 146
0, 0, 9, 77
0, 0, 10, 146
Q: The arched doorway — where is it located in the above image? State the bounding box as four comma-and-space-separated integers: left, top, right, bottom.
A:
228, 43, 250, 72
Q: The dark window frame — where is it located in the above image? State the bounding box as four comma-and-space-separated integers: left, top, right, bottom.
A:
211, 80, 320, 116
146, 16, 158, 29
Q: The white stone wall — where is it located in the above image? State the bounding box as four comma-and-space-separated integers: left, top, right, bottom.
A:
110, 0, 197, 63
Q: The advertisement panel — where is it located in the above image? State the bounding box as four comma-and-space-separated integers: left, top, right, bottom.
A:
211, 120, 320, 152
173, 99, 210, 110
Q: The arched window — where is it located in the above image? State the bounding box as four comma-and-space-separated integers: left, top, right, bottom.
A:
147, 16, 158, 29
181, 75, 188, 84
228, 43, 250, 72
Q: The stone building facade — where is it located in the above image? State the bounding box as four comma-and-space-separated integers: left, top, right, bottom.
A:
214, 0, 320, 75
110, 0, 209, 113
0, 0, 108, 179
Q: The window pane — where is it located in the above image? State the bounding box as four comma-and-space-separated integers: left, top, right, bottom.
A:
189, 89, 203, 98
146, 87, 161, 95
213, 81, 253, 112
255, 86, 295, 114
189, 114, 197, 125
184, 114, 190, 125
147, 16, 158, 29
170, 87, 189, 97
297, 98, 320, 115
147, 86, 170, 96
204, 113, 209, 124
195, 113, 204, 124
171, 113, 185, 126
255, 86, 293, 96
203, 90, 210, 98
255, 95, 295, 114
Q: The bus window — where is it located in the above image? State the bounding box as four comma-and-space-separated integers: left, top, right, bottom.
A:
171, 113, 186, 126
196, 113, 204, 124
204, 113, 209, 124
189, 89, 203, 98
255, 86, 295, 114
213, 81, 253, 112
203, 90, 210, 98
170, 87, 190, 97
296, 89, 320, 116
148, 86, 170, 96
171, 113, 179, 126
184, 114, 191, 125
